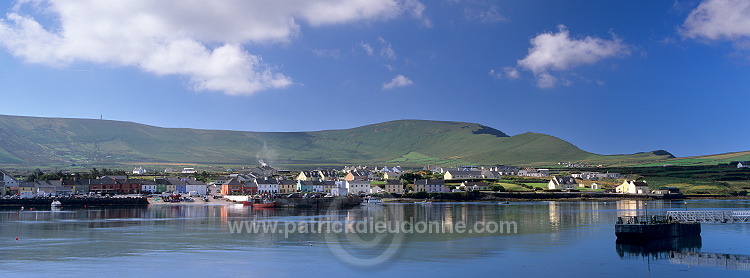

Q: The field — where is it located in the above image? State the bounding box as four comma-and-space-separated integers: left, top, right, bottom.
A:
600, 165, 750, 195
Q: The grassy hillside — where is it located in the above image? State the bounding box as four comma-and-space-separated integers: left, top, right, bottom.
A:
633, 150, 750, 167
0, 115, 672, 168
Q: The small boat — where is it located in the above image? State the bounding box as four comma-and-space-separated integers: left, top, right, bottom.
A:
362, 197, 384, 205
253, 202, 275, 208
414, 200, 432, 205
183, 198, 195, 202
497, 201, 510, 205
51, 200, 62, 207
243, 199, 275, 208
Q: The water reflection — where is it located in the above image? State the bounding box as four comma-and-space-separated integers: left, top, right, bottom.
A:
617, 236, 750, 271
1, 200, 750, 276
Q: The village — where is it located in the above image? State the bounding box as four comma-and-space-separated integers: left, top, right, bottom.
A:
0, 163, 687, 199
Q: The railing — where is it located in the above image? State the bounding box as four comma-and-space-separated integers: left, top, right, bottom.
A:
666, 211, 750, 223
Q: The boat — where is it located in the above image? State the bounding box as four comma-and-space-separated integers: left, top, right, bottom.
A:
414, 200, 432, 205
51, 200, 62, 208
362, 197, 384, 205
498, 201, 510, 205
183, 198, 195, 202
253, 201, 275, 208
243, 199, 275, 208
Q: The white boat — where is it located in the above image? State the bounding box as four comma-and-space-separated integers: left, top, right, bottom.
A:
362, 197, 383, 205
51, 200, 62, 207
414, 200, 432, 205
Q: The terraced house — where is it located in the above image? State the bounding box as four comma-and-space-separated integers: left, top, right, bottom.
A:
413, 179, 448, 193
384, 180, 404, 194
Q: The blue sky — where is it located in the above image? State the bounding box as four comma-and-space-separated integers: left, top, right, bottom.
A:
0, 0, 748, 158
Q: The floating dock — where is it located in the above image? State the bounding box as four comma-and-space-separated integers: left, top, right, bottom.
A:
615, 215, 701, 242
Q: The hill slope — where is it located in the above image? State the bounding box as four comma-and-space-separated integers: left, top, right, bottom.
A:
0, 115, 672, 167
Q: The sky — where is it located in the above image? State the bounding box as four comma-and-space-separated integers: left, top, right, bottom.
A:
0, 0, 748, 158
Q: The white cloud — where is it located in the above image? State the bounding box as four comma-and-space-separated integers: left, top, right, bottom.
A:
516, 25, 629, 88
682, 0, 750, 42
0, 0, 427, 96
378, 37, 397, 60
312, 48, 341, 59
382, 74, 413, 89
464, 5, 507, 23
489, 67, 520, 79
359, 42, 375, 56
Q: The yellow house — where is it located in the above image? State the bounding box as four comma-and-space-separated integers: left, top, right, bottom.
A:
297, 171, 322, 181
383, 172, 403, 180
616, 180, 650, 194
278, 180, 297, 194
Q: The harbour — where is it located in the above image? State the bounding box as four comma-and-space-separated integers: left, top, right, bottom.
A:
1, 199, 749, 277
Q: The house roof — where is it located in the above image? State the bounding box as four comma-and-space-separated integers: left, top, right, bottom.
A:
414, 179, 445, 185
385, 180, 401, 185
256, 178, 279, 185
446, 170, 483, 175
553, 176, 577, 185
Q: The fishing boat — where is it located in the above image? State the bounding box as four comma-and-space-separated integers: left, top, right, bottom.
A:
253, 201, 275, 208
362, 197, 384, 205
51, 200, 62, 208
243, 199, 275, 208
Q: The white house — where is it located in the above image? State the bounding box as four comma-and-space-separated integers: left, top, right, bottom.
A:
548, 176, 578, 190
1, 170, 18, 197
256, 178, 279, 194
444, 170, 484, 180
738, 162, 750, 168
182, 168, 197, 174
616, 180, 650, 194
346, 180, 370, 195
413, 179, 449, 193
370, 186, 383, 194
132, 167, 146, 175
518, 168, 551, 177
332, 181, 349, 196
142, 184, 157, 193
458, 181, 490, 191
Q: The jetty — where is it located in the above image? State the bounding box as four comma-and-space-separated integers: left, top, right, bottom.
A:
616, 210, 750, 241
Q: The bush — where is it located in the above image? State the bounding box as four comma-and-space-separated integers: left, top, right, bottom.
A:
491, 185, 506, 192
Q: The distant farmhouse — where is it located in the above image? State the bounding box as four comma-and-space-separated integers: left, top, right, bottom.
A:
548, 176, 578, 190
616, 180, 650, 194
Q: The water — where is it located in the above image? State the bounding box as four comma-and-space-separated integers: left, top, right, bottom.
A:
1, 200, 750, 277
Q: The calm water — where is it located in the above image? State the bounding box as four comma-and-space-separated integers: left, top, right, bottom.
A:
1, 200, 750, 277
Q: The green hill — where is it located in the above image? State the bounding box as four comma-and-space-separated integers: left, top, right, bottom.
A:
0, 115, 673, 168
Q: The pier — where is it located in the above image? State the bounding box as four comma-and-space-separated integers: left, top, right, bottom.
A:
616, 210, 750, 241
666, 210, 750, 223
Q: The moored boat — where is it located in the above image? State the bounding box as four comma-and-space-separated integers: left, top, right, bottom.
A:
51, 200, 62, 207
362, 197, 384, 205
244, 199, 275, 208
253, 201, 275, 208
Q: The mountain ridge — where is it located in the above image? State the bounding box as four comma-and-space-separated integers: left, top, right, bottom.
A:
0, 114, 673, 167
